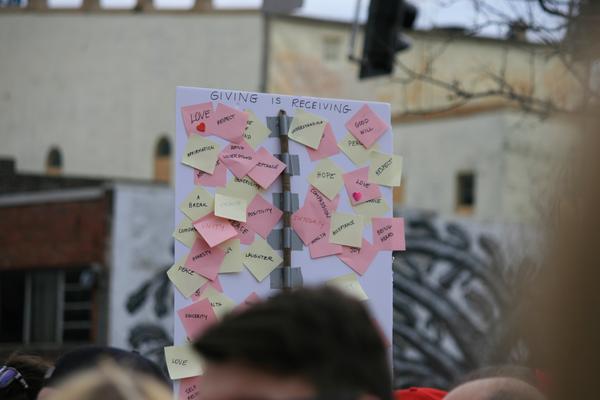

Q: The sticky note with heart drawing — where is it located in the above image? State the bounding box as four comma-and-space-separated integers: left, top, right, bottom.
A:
343, 167, 382, 206
181, 102, 212, 137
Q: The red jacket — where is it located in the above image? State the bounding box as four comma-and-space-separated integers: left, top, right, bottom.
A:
395, 387, 447, 400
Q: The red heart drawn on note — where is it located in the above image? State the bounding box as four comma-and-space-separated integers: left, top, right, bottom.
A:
352, 192, 362, 202
196, 122, 206, 132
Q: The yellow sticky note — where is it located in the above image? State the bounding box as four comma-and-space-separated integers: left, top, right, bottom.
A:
368, 151, 403, 187
164, 344, 204, 380
179, 187, 214, 221
243, 237, 283, 282
172, 217, 198, 248
167, 256, 208, 298
199, 286, 236, 319
307, 159, 344, 200
329, 212, 364, 248
215, 193, 247, 222
243, 110, 271, 149
338, 132, 380, 165
352, 197, 390, 218
326, 273, 369, 301
218, 238, 243, 273
181, 135, 220, 174
288, 109, 328, 149
219, 176, 262, 200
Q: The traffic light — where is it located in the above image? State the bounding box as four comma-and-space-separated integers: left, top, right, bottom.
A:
359, 0, 417, 79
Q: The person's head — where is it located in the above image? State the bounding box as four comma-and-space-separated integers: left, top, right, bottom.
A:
445, 377, 545, 400
38, 346, 168, 399
0, 353, 51, 400
45, 362, 171, 400
194, 286, 392, 400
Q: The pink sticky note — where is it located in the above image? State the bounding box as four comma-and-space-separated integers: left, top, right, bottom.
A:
219, 140, 259, 179
194, 159, 227, 187
181, 102, 213, 137
371, 217, 406, 251
179, 377, 202, 400
207, 103, 248, 143
229, 220, 255, 245
246, 194, 283, 239
235, 292, 261, 313
308, 226, 343, 258
304, 186, 340, 221
343, 167, 382, 205
193, 213, 238, 248
306, 123, 340, 161
338, 239, 379, 275
247, 147, 286, 189
177, 298, 217, 340
291, 205, 327, 245
185, 237, 226, 281
345, 104, 388, 149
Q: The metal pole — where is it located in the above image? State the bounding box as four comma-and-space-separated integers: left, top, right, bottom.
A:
278, 110, 292, 291
348, 0, 363, 62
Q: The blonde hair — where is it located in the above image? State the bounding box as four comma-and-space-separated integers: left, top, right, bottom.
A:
46, 362, 172, 400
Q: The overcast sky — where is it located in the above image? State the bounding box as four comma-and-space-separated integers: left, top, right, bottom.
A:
45, 0, 565, 40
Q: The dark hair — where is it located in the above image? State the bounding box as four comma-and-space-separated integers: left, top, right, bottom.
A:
2, 353, 51, 400
44, 346, 168, 388
194, 286, 392, 400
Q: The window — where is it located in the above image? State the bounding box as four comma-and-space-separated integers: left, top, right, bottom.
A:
456, 172, 476, 215
322, 36, 342, 62
0, 268, 95, 346
46, 147, 63, 175
154, 135, 171, 183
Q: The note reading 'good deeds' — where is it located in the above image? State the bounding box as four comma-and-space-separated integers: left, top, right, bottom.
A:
343, 167, 382, 206
371, 217, 406, 251
245, 194, 283, 239
167, 256, 208, 298
326, 273, 369, 302
184, 237, 226, 281
338, 239, 379, 276
368, 151, 403, 187
307, 159, 344, 200
181, 135, 220, 174
218, 238, 243, 273
214, 193, 247, 222
177, 298, 218, 340
248, 147, 287, 189
243, 110, 271, 149
338, 132, 380, 165
306, 123, 340, 161
172, 217, 198, 248
179, 187, 214, 221
218, 140, 258, 179
345, 104, 388, 148
192, 213, 238, 248
208, 102, 248, 143
288, 109, 328, 149
328, 212, 364, 248
243, 237, 283, 282
164, 344, 203, 380
181, 102, 212, 137
194, 159, 227, 188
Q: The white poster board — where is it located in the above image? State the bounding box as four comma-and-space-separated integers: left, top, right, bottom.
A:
172, 87, 399, 391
